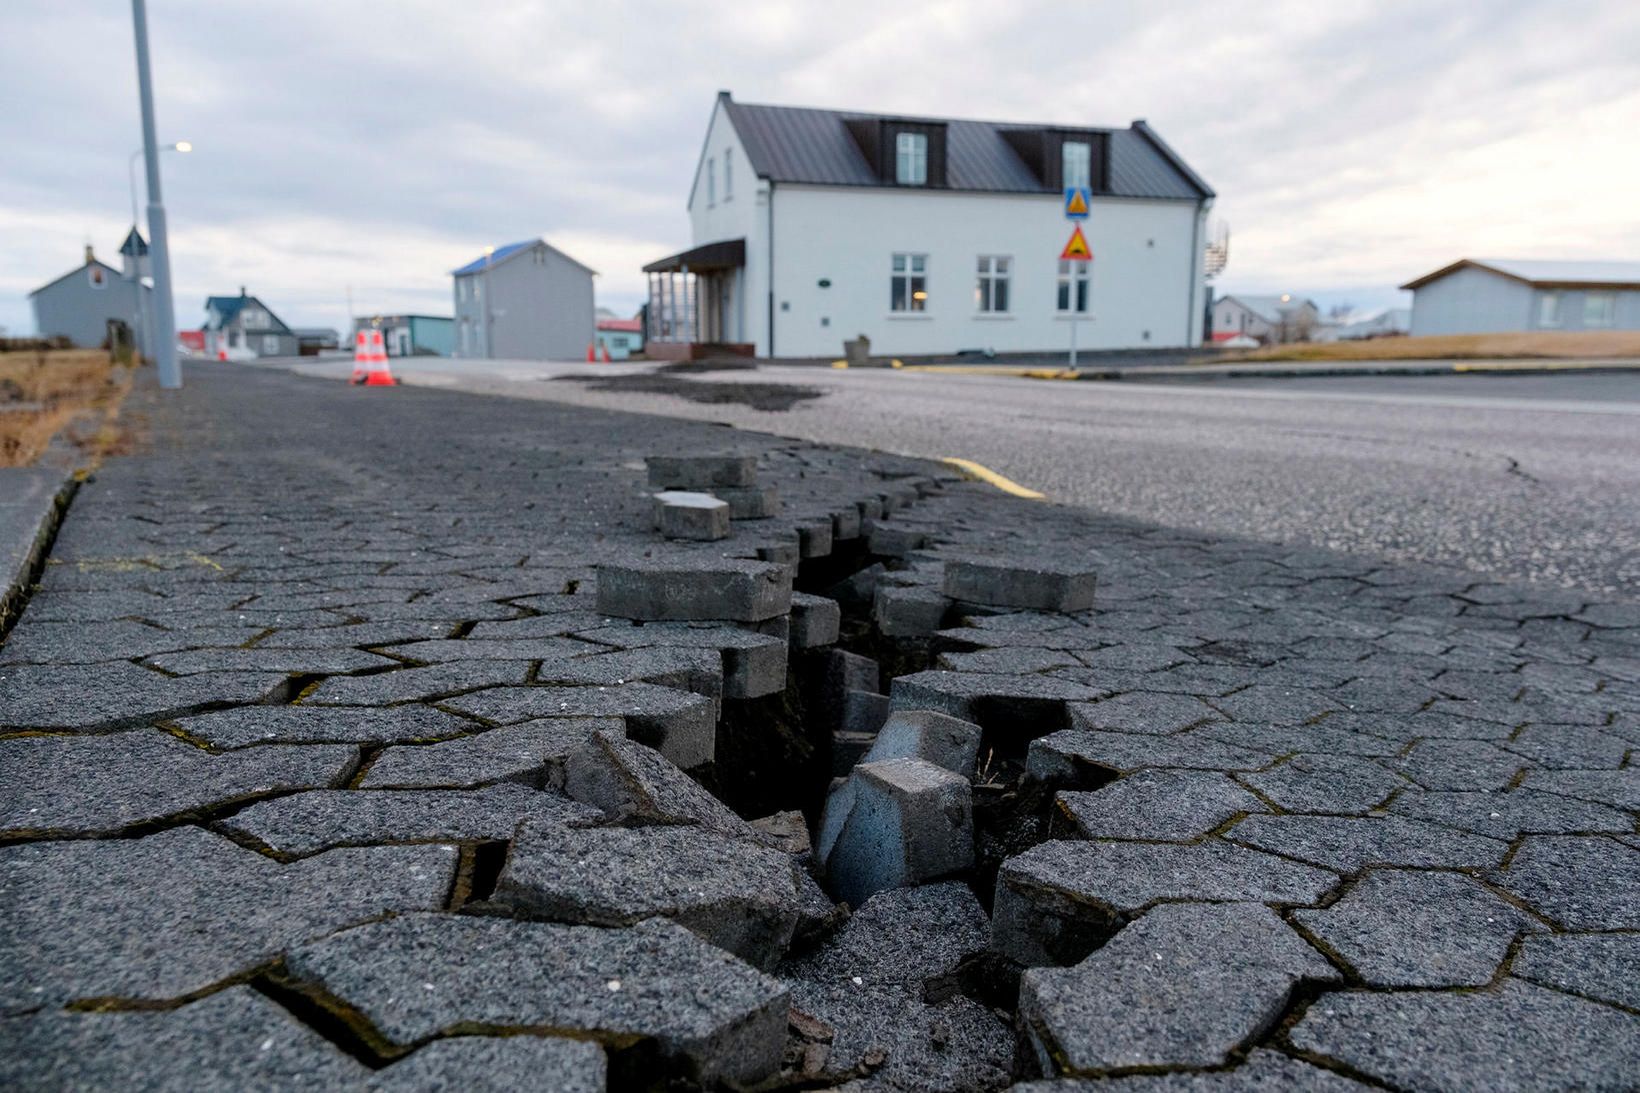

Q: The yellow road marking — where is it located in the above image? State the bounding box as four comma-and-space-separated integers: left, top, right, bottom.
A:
900, 364, 1078, 380
1449, 359, 1636, 373
940, 457, 1045, 500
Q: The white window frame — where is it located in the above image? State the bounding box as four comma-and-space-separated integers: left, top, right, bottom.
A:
1062, 140, 1091, 190
1537, 291, 1562, 328
1584, 291, 1615, 328
891, 253, 928, 312
976, 255, 1011, 313
707, 159, 716, 206
895, 132, 928, 186
1057, 260, 1090, 314
723, 148, 733, 200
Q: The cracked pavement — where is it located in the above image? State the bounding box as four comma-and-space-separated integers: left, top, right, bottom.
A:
1, 364, 1637, 1091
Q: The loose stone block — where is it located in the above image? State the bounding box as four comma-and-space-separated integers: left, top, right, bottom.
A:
0, 826, 455, 1011
782, 881, 989, 995
1054, 769, 1265, 842
1293, 869, 1535, 987
496, 820, 801, 968
864, 521, 927, 557
574, 622, 787, 699
789, 591, 841, 649
1018, 903, 1340, 1076
991, 839, 1339, 968
872, 583, 951, 637
447, 683, 717, 770
841, 688, 890, 735
816, 757, 974, 908
794, 516, 833, 559
891, 671, 1105, 728
596, 557, 792, 622
652, 491, 731, 541
1288, 979, 1640, 1092
862, 709, 983, 777
831, 729, 877, 777
943, 557, 1097, 613
361, 717, 624, 789
285, 914, 789, 1086
647, 453, 758, 489
713, 485, 782, 519
563, 729, 760, 842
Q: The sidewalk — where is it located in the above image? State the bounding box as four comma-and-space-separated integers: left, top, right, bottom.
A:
900, 357, 1640, 382
2, 363, 1637, 1089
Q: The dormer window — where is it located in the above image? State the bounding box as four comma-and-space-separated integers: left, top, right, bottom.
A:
895, 132, 928, 186
1062, 141, 1091, 190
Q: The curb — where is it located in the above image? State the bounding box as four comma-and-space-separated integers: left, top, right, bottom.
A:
0, 466, 78, 638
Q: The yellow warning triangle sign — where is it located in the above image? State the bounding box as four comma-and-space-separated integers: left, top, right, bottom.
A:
1065, 189, 1089, 217
1061, 225, 1092, 261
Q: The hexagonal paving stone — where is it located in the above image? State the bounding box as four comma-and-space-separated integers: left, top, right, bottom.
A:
1055, 770, 1265, 842
1513, 933, 1640, 1010
1230, 814, 1509, 872
1490, 835, 1640, 930
360, 717, 623, 789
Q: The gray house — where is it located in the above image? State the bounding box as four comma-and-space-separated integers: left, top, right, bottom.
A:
451, 238, 595, 360
29, 240, 151, 350
202, 289, 299, 359
1403, 259, 1640, 336
1211, 294, 1320, 343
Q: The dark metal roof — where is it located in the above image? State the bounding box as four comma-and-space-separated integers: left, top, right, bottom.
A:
644, 238, 746, 274
119, 227, 149, 257
722, 99, 1210, 200
452, 238, 599, 278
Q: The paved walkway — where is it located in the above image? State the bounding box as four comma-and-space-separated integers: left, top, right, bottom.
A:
1, 364, 1636, 1090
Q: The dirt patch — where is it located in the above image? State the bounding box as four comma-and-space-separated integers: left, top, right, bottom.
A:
555, 372, 824, 412
0, 349, 137, 467
655, 359, 760, 375
1230, 330, 1640, 362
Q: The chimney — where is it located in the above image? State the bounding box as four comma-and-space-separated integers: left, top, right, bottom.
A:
84, 244, 95, 265
240, 285, 248, 297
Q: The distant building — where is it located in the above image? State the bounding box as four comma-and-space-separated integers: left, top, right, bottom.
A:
29, 239, 150, 350
1211, 294, 1320, 344
1208, 330, 1260, 349
1324, 307, 1411, 341
292, 327, 341, 355
1402, 259, 1640, 336
596, 314, 644, 360
202, 288, 298, 359
642, 91, 1213, 360
354, 315, 453, 357
451, 239, 595, 361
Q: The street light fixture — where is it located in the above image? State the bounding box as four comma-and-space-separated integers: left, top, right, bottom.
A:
126, 141, 191, 364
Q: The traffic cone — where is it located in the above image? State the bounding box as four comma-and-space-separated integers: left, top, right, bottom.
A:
352, 329, 397, 386
586, 343, 595, 363
601, 344, 612, 363
350, 330, 370, 383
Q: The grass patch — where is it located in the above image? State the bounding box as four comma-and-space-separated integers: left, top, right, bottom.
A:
1227, 331, 1640, 363
0, 349, 137, 468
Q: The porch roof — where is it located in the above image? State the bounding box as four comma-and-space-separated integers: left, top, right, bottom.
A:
643, 238, 745, 274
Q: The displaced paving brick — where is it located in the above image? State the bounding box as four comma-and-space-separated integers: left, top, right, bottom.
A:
496, 820, 799, 968
0, 986, 370, 1089
992, 839, 1339, 968
219, 783, 600, 857
817, 757, 974, 908
448, 683, 716, 770
0, 730, 356, 838
1028, 729, 1277, 781
1067, 692, 1221, 735
285, 914, 788, 1085
1055, 769, 1265, 842
890, 670, 1106, 727
782, 881, 989, 993
1293, 869, 1535, 987
943, 556, 1097, 613
646, 453, 758, 489
1513, 932, 1640, 1011
872, 583, 951, 637
1388, 787, 1632, 839
1240, 753, 1407, 814
563, 729, 760, 842
0, 662, 287, 729
533, 647, 724, 698
712, 484, 782, 519
861, 709, 983, 776
371, 1035, 607, 1092
1289, 979, 1640, 1092
1490, 835, 1640, 929
789, 591, 841, 649
361, 717, 623, 789
596, 558, 791, 622
0, 827, 454, 1011
1018, 903, 1339, 1076
1009, 1049, 1372, 1090
652, 491, 731, 541
1231, 814, 1510, 872
174, 704, 474, 748
573, 622, 788, 699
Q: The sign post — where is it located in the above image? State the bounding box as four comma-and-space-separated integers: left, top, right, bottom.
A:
1061, 188, 1092, 368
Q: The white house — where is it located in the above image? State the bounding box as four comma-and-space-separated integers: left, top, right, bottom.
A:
202, 289, 297, 360
642, 92, 1214, 360
1402, 259, 1640, 336
1211, 294, 1320, 344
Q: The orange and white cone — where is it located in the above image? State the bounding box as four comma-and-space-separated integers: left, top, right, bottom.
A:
350, 329, 396, 386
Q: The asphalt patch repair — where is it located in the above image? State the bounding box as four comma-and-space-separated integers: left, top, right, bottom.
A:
1, 363, 1637, 1091
555, 362, 825, 412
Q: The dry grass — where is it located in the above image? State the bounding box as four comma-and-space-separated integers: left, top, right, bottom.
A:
0, 349, 136, 468
1228, 330, 1640, 362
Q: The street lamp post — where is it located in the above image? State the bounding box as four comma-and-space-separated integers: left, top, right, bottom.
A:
130, 0, 182, 389
482, 245, 495, 359
126, 141, 189, 363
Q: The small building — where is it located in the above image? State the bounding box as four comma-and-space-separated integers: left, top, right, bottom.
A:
1401, 259, 1640, 336
1211, 294, 1320, 344
451, 239, 595, 361
28, 239, 151, 350
292, 328, 341, 356
1330, 307, 1411, 341
596, 313, 644, 360
642, 91, 1213, 360
202, 289, 298, 359
353, 315, 453, 357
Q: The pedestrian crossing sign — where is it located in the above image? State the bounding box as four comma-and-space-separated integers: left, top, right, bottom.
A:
1064, 187, 1090, 219
1060, 225, 1092, 262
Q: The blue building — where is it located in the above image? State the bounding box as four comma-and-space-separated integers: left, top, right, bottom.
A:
355, 314, 454, 357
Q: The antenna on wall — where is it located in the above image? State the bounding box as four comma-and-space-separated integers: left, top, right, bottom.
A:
1204, 220, 1230, 280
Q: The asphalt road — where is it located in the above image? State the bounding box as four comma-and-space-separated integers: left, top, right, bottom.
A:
269, 356, 1640, 596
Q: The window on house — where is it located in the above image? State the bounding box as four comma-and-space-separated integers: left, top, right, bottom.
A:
707, 159, 716, 206
976, 256, 1011, 312
1062, 141, 1091, 190
1584, 292, 1615, 327
1056, 260, 1090, 313
1537, 291, 1562, 327
895, 132, 928, 186
724, 148, 733, 199
891, 253, 928, 311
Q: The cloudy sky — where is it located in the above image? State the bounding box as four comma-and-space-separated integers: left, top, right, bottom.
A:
3, 0, 1637, 336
